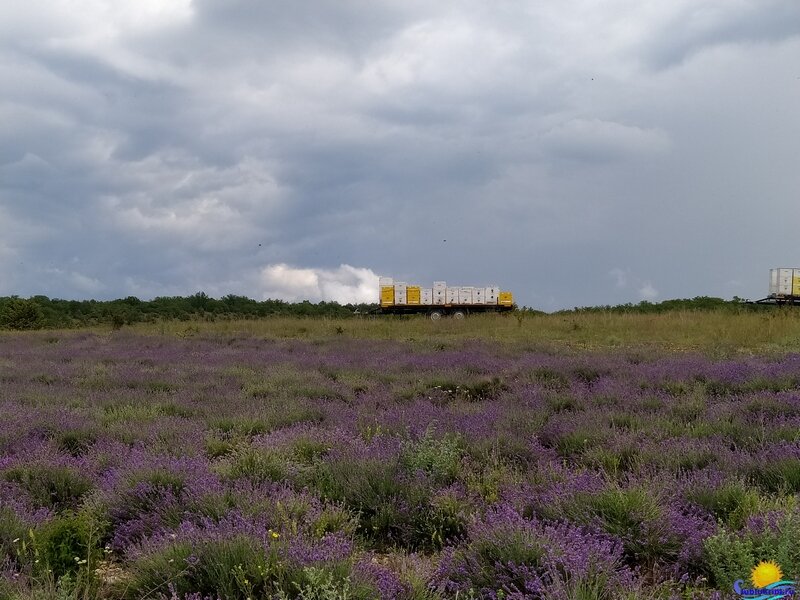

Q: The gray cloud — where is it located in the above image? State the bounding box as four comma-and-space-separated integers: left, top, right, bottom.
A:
1, 1, 799, 308
645, 0, 800, 68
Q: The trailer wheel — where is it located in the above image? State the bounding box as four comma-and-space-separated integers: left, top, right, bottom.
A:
452, 310, 467, 320
429, 310, 443, 321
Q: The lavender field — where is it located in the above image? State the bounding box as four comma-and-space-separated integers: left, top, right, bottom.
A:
2, 330, 800, 599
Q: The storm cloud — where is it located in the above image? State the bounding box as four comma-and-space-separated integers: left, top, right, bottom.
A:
1, 0, 799, 308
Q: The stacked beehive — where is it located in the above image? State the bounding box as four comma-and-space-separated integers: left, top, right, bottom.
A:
433, 281, 447, 305
379, 278, 510, 307
770, 268, 800, 296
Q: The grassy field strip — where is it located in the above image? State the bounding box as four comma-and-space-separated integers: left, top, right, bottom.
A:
87, 310, 800, 354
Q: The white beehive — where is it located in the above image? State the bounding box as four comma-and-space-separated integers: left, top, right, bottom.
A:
433, 287, 446, 305
771, 269, 794, 296
446, 288, 459, 304
421, 289, 433, 305
394, 282, 407, 305
379, 277, 394, 287
473, 287, 486, 304
485, 286, 498, 305
459, 287, 474, 304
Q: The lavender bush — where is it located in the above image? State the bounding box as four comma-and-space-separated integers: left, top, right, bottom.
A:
3, 331, 800, 598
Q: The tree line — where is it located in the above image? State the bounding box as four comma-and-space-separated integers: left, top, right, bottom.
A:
0, 293, 377, 330
0, 294, 769, 331
561, 296, 761, 314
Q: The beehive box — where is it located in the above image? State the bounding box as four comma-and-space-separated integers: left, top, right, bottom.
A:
446, 288, 459, 304
380, 286, 395, 306
421, 288, 433, 305
498, 291, 513, 306
459, 287, 474, 304
394, 283, 407, 305
771, 269, 793, 296
485, 286, 498, 304
473, 288, 486, 304
407, 286, 421, 305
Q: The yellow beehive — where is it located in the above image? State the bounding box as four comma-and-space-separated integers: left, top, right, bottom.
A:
498, 291, 513, 306
407, 286, 421, 305
380, 286, 395, 307
793, 273, 800, 296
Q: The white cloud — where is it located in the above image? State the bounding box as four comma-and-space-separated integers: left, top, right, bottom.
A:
360, 18, 520, 96
259, 264, 379, 304
638, 282, 659, 301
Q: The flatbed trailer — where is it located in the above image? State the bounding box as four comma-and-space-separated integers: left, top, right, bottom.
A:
756, 269, 800, 306
751, 296, 800, 306
378, 277, 515, 320
379, 303, 514, 320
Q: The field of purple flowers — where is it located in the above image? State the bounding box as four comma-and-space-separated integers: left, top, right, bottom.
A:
2, 330, 800, 599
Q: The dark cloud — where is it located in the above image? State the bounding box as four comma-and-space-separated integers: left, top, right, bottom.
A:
1, 1, 799, 307
646, 1, 800, 68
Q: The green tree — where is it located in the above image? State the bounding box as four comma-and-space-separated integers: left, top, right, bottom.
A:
0, 297, 45, 330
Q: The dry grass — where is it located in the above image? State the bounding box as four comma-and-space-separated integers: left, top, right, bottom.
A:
4, 309, 799, 354
84, 309, 800, 354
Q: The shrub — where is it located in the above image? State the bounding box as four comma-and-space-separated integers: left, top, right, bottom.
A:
291, 437, 332, 465
33, 510, 105, 579
448, 514, 547, 593
458, 377, 507, 401
0, 505, 28, 566
210, 404, 325, 437
687, 480, 759, 529
103, 467, 206, 551
125, 526, 371, 600
550, 428, 607, 458
433, 504, 630, 598
564, 486, 689, 570
420, 490, 468, 550
274, 566, 366, 600
311, 505, 359, 539
462, 454, 521, 503
748, 458, 800, 494
547, 394, 582, 413
745, 508, 800, 581
581, 444, 640, 477
400, 429, 463, 485
125, 535, 273, 599
2, 464, 93, 511
219, 446, 294, 485
702, 529, 755, 590
570, 366, 609, 384
211, 416, 270, 437
204, 434, 238, 459
57, 430, 97, 457
532, 367, 570, 390
311, 458, 435, 551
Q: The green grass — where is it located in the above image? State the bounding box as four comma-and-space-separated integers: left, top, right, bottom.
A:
8, 308, 794, 354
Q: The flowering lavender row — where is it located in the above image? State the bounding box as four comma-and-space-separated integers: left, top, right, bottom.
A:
2, 331, 800, 598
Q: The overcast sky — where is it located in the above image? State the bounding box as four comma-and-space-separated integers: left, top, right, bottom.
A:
1, 1, 799, 310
